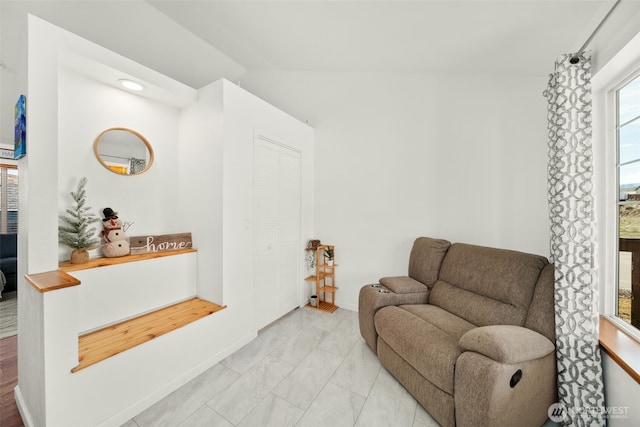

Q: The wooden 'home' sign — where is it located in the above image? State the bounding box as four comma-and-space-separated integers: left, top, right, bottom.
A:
129, 232, 193, 255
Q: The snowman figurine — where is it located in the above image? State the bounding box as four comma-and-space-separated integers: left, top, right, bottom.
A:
100, 207, 130, 257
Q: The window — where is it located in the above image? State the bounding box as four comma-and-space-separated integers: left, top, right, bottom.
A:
617, 73, 640, 329
0, 165, 18, 234
593, 28, 640, 342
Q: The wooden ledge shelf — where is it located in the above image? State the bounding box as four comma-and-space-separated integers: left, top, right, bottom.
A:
25, 270, 81, 293
72, 297, 226, 373
599, 315, 640, 384
59, 248, 197, 272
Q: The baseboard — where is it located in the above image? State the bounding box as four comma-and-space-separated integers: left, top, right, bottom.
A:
97, 331, 257, 427
339, 301, 358, 312
14, 385, 35, 427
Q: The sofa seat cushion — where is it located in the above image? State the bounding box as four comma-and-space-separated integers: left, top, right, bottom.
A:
399, 304, 476, 341
379, 276, 427, 294
374, 305, 475, 394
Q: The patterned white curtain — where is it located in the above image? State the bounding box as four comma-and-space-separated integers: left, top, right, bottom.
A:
544, 51, 605, 426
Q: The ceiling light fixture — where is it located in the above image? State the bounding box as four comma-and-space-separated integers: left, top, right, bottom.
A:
118, 79, 145, 91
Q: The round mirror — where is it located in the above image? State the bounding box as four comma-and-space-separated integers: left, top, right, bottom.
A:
93, 128, 154, 175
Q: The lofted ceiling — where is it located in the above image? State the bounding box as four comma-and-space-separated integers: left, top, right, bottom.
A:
6, 0, 619, 88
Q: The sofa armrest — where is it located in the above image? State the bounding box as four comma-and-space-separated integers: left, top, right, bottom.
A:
379, 276, 427, 294
358, 282, 429, 354
459, 325, 554, 364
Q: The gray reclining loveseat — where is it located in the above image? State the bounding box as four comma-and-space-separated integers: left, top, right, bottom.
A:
359, 237, 557, 427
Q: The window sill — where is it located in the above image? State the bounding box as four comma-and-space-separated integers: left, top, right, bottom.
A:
599, 315, 640, 384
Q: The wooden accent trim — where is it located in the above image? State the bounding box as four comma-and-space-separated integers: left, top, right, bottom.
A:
599, 315, 640, 384
72, 297, 226, 373
59, 248, 196, 272
25, 270, 81, 293
26, 249, 196, 291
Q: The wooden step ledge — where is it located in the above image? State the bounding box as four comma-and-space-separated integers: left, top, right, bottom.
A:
72, 297, 226, 373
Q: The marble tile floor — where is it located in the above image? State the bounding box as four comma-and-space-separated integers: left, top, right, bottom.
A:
122, 306, 441, 427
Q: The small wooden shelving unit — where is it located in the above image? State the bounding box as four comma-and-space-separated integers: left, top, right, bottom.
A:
305, 244, 338, 313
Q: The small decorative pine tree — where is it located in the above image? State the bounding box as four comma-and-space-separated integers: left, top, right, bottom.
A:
58, 177, 101, 250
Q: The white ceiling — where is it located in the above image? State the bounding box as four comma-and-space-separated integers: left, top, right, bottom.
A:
9, 0, 620, 88
148, 0, 612, 77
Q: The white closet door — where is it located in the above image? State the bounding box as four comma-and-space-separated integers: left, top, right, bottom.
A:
254, 137, 301, 329
254, 141, 280, 328
278, 148, 301, 312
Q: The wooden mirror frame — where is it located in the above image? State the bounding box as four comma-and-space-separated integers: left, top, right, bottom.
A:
93, 127, 154, 176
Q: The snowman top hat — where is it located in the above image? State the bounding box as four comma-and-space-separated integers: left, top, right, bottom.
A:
102, 207, 118, 221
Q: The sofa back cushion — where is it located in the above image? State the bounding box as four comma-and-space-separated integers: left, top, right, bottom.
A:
429, 243, 549, 327
408, 237, 451, 288
524, 262, 556, 342
0, 233, 17, 258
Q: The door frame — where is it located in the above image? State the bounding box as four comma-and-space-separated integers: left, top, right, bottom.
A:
252, 132, 303, 330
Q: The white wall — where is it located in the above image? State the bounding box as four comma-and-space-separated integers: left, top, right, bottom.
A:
58, 68, 183, 261
14, 14, 314, 425
0, 1, 28, 150
240, 71, 549, 310
15, 16, 260, 427
602, 353, 639, 426
179, 82, 225, 303
16, 15, 62, 426
221, 79, 315, 313
180, 78, 315, 314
